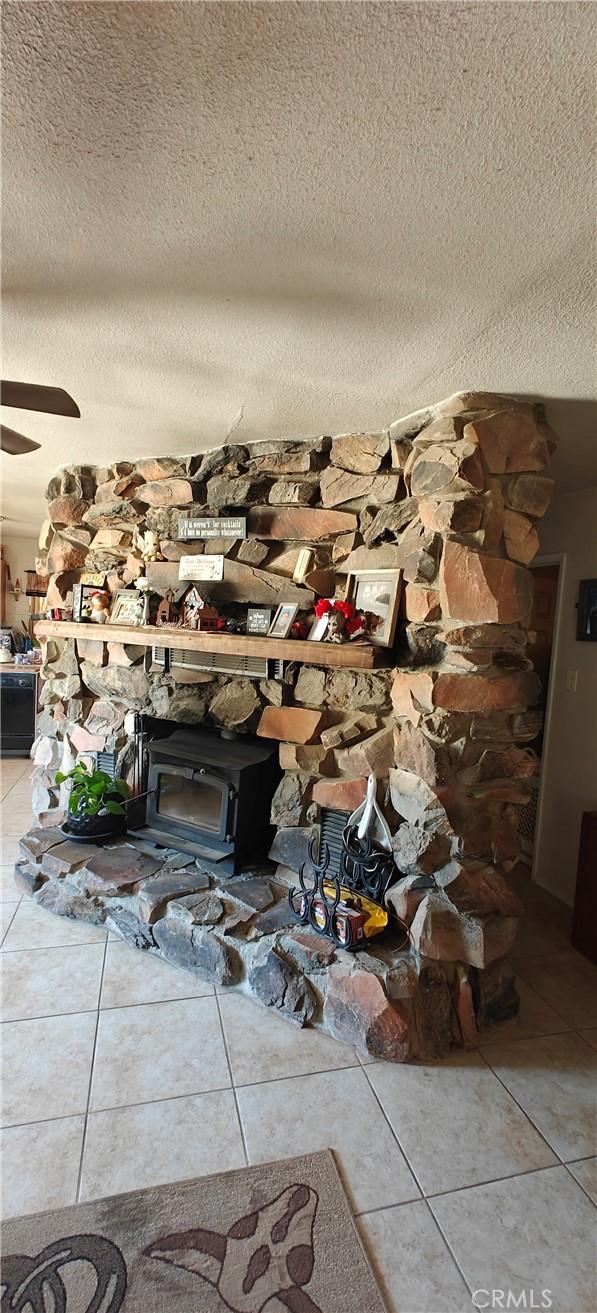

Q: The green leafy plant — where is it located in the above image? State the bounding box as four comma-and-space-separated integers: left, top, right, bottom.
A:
55, 763, 129, 818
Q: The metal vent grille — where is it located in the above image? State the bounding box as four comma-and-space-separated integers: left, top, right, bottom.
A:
152, 646, 283, 681
96, 750, 117, 778
518, 778, 540, 859
318, 807, 351, 879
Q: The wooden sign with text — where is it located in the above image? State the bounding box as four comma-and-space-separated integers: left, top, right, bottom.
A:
178, 554, 225, 582
178, 515, 247, 541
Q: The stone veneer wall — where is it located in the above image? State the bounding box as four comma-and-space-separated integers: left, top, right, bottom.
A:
19, 391, 556, 1059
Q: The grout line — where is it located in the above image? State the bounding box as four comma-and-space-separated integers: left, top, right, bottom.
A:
357, 1062, 424, 1202
476, 1047, 566, 1166
562, 1161, 597, 1207
0, 904, 20, 948
75, 935, 109, 1203
1, 936, 109, 955
4, 1084, 237, 1133
215, 992, 249, 1168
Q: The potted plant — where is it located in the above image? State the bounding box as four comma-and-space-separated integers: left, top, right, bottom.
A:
55, 762, 129, 838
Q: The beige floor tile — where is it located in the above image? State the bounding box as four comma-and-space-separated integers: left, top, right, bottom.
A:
0, 812, 35, 836
1, 942, 105, 1021
483, 1031, 597, 1162
219, 991, 359, 1085
80, 1089, 245, 1201
478, 978, 571, 1046
2, 899, 107, 951
0, 902, 19, 943
1, 1116, 85, 1219
566, 1156, 597, 1205
358, 1199, 470, 1313
516, 949, 597, 1028
1, 1011, 97, 1126
430, 1167, 597, 1313
0, 839, 25, 865
89, 996, 230, 1110
237, 1066, 419, 1214
0, 866, 22, 903
367, 1050, 557, 1196
579, 1026, 597, 1051
100, 939, 213, 1008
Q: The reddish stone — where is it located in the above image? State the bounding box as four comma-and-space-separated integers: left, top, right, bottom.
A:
505, 473, 554, 518
334, 726, 394, 779
503, 509, 540, 565
47, 495, 89, 526
320, 714, 377, 749
404, 585, 440, 622
391, 670, 436, 724
82, 844, 163, 890
410, 439, 485, 498
95, 475, 142, 503
257, 706, 325, 745
464, 410, 550, 473
41, 840, 100, 877
439, 540, 533, 624
267, 479, 317, 505
135, 457, 185, 481
324, 968, 410, 1061
418, 497, 484, 535
135, 478, 194, 506
279, 743, 334, 772
47, 534, 88, 574
312, 776, 368, 810
320, 467, 399, 508
453, 966, 478, 1047
69, 725, 105, 753
393, 721, 443, 786
330, 432, 389, 474
433, 670, 540, 713
448, 863, 524, 917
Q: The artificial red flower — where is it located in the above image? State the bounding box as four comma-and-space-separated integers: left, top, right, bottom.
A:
334, 599, 356, 618
314, 598, 333, 617
345, 614, 363, 635
215, 617, 227, 630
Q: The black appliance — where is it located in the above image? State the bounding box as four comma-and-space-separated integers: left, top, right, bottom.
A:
135, 727, 281, 874
0, 670, 37, 756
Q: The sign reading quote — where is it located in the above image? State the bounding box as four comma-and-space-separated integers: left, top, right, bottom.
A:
178, 555, 225, 582
178, 515, 247, 541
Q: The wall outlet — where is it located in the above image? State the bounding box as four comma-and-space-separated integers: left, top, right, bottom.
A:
565, 670, 578, 692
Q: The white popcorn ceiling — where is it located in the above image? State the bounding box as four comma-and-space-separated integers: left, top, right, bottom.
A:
1, 1, 595, 535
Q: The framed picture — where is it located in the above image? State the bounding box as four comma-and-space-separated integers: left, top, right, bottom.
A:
247, 607, 272, 635
108, 590, 146, 626
72, 582, 105, 622
268, 603, 299, 639
345, 569, 402, 648
307, 613, 329, 642
576, 578, 597, 641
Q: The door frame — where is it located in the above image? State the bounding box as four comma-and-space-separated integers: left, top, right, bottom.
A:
528, 552, 567, 887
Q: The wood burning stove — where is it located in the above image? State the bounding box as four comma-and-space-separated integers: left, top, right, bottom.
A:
137, 727, 280, 874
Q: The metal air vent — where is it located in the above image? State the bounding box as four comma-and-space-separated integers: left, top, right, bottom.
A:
151, 646, 284, 681
95, 750, 117, 778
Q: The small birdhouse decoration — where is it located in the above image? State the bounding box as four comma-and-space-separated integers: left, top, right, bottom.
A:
156, 595, 178, 627
182, 586, 219, 631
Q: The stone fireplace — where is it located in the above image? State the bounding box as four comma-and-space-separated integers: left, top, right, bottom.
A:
16, 389, 556, 1060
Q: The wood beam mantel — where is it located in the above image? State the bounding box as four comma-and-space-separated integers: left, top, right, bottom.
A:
34, 620, 390, 670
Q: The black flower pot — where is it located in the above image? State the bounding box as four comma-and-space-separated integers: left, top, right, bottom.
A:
67, 808, 126, 840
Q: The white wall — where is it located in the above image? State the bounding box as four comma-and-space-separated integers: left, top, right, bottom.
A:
0, 536, 39, 632
534, 487, 597, 904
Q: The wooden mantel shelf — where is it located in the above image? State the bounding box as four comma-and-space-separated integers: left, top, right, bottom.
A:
34, 620, 391, 670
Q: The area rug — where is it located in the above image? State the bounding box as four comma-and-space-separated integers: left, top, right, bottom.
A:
0, 1150, 387, 1312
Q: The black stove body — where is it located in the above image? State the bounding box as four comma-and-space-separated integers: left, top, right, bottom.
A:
136, 727, 281, 875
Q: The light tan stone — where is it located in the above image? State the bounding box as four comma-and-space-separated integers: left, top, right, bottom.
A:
404, 585, 440, 622
248, 505, 358, 540
330, 432, 389, 474
391, 671, 436, 724
135, 479, 195, 506
504, 473, 555, 518
464, 410, 550, 474
503, 509, 540, 565
320, 467, 400, 508
409, 439, 485, 498
433, 670, 541, 712
335, 726, 394, 779
279, 743, 334, 772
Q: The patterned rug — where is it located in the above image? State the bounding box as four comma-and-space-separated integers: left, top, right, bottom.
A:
0, 1150, 387, 1311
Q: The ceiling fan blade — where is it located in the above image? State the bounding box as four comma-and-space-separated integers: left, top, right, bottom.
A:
1, 425, 42, 455
1, 380, 80, 418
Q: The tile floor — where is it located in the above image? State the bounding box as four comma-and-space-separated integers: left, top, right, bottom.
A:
1, 756, 596, 1312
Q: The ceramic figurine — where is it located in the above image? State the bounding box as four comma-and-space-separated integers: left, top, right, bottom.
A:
132, 527, 163, 564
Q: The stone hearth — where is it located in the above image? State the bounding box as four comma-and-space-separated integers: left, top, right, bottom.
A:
18, 389, 557, 1060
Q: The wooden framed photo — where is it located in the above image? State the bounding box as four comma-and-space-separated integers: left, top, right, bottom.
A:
345, 569, 402, 648
576, 578, 597, 641
307, 613, 329, 642
268, 603, 299, 639
108, 590, 146, 626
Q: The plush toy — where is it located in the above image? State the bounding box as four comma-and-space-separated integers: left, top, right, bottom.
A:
88, 589, 111, 624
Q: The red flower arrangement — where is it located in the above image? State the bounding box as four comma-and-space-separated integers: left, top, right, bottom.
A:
314, 597, 366, 639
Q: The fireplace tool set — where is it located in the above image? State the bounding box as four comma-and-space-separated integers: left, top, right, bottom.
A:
289, 775, 407, 951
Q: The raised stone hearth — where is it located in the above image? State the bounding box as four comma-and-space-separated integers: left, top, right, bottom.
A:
20, 390, 557, 1060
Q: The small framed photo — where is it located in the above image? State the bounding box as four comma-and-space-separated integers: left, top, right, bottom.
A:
345, 569, 403, 648
247, 607, 272, 635
72, 582, 104, 622
307, 612, 330, 642
108, 590, 146, 626
576, 578, 597, 641
268, 603, 299, 639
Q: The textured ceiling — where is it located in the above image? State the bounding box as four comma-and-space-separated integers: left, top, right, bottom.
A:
1, 1, 595, 536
